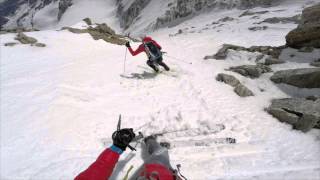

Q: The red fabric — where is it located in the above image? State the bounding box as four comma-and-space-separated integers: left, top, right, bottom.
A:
75, 146, 174, 180
128, 36, 162, 56
75, 148, 120, 180
139, 164, 174, 180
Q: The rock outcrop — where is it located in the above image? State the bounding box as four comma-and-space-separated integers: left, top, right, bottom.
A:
207, 44, 284, 60
228, 64, 272, 78
264, 57, 285, 65
4, 42, 18, 47
248, 26, 268, 31
286, 3, 320, 48
63, 23, 128, 45
270, 68, 320, 88
267, 98, 320, 132
216, 73, 254, 97
310, 59, 320, 67
258, 15, 300, 24
15, 32, 38, 44
239, 10, 269, 17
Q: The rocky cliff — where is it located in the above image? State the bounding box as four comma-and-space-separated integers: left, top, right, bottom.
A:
117, 0, 283, 32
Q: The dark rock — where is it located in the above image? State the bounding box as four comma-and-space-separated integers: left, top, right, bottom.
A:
310, 59, 320, 67
306, 95, 319, 101
248, 26, 268, 31
4, 42, 18, 47
34, 43, 46, 47
239, 10, 269, 17
203, 55, 215, 60
300, 3, 320, 28
248, 45, 285, 58
62, 27, 87, 34
83, 18, 92, 26
216, 73, 241, 87
209, 44, 285, 60
270, 68, 320, 88
228, 64, 272, 78
298, 46, 314, 53
216, 73, 254, 97
88, 23, 115, 35
15, 32, 37, 44
234, 84, 254, 97
63, 23, 127, 45
264, 57, 285, 65
211, 16, 236, 25
286, 3, 320, 48
258, 15, 300, 24
286, 26, 320, 48
213, 44, 247, 60
267, 98, 320, 132
219, 16, 235, 22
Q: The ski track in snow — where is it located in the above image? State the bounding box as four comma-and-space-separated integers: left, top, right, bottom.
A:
1, 1, 320, 179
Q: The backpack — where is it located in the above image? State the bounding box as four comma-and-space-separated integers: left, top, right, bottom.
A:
144, 41, 162, 60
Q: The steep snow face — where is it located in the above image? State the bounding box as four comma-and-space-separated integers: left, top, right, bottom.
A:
0, 0, 119, 31
117, 0, 286, 35
33, 0, 120, 31
0, 0, 60, 29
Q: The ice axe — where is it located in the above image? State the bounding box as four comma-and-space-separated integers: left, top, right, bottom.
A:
116, 115, 142, 151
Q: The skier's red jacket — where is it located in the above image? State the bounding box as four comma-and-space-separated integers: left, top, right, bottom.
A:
75, 145, 174, 180
128, 36, 162, 56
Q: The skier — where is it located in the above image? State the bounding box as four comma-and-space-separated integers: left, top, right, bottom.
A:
125, 36, 170, 72
75, 128, 177, 180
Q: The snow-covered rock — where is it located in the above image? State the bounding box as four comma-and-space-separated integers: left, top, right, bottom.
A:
267, 98, 320, 132
15, 32, 38, 44
228, 64, 272, 78
270, 68, 320, 89
216, 73, 254, 97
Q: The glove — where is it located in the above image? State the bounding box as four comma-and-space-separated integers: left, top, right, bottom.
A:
125, 41, 130, 48
112, 128, 135, 151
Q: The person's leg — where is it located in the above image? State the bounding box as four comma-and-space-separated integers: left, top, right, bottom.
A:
156, 57, 170, 71
157, 61, 170, 71
146, 60, 159, 72
144, 137, 173, 169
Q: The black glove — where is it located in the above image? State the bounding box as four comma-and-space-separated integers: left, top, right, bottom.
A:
125, 41, 130, 48
112, 128, 135, 151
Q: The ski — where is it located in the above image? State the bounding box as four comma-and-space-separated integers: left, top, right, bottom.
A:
159, 137, 236, 149
101, 124, 226, 148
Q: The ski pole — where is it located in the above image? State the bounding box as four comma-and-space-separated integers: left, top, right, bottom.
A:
163, 54, 192, 65
123, 47, 127, 73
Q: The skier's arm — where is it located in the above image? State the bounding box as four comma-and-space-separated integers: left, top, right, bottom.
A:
128, 44, 145, 56
75, 128, 135, 180
75, 145, 123, 180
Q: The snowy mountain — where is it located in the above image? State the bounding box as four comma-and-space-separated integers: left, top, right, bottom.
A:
1, 0, 290, 33
0, 0, 118, 30
1, 0, 320, 179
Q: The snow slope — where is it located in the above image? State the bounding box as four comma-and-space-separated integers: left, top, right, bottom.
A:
1, 1, 320, 179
